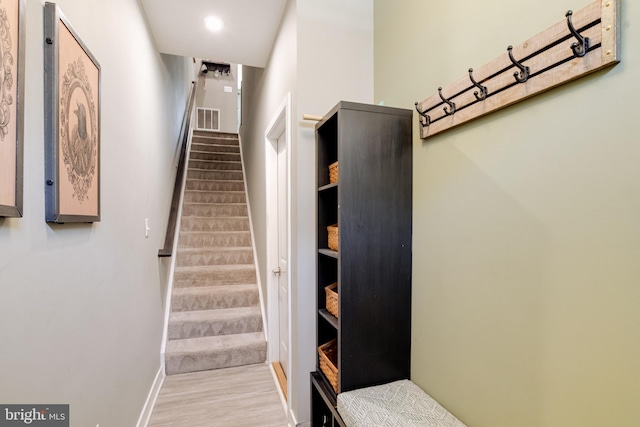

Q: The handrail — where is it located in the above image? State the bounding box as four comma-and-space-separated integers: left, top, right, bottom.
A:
158, 81, 197, 257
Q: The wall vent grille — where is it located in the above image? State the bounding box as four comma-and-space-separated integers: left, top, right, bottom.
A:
196, 108, 220, 131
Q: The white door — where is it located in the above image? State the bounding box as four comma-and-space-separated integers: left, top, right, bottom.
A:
275, 135, 289, 377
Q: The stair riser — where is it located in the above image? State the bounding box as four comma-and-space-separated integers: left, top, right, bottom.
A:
168, 316, 263, 340
182, 204, 248, 217
183, 192, 246, 204
191, 152, 240, 162
189, 160, 242, 171
165, 342, 267, 375
180, 217, 249, 232
185, 180, 244, 192
187, 169, 243, 181
189, 145, 240, 160
191, 136, 239, 146
178, 232, 252, 249
171, 290, 259, 312
176, 250, 254, 267
173, 267, 256, 288
191, 144, 240, 155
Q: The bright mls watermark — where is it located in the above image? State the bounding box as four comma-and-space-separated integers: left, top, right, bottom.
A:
0, 405, 68, 426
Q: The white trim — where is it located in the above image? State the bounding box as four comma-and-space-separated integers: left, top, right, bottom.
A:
238, 133, 267, 340
264, 93, 293, 410
159, 120, 194, 372
135, 366, 165, 427
268, 363, 299, 427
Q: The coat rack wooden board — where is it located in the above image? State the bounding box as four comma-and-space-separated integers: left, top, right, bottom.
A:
415, 0, 620, 139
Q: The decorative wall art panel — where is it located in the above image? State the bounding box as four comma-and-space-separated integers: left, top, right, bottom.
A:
0, 0, 25, 218
44, 2, 100, 222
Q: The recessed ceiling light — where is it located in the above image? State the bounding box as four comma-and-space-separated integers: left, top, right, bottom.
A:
205, 16, 224, 32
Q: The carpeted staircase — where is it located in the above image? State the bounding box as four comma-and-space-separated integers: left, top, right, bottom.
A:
165, 130, 267, 375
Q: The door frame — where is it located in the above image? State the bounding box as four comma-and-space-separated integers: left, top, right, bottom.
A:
265, 93, 292, 389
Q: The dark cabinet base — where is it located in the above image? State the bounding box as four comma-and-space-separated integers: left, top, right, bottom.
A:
311, 372, 346, 427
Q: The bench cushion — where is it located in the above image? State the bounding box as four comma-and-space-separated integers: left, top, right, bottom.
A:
337, 380, 466, 427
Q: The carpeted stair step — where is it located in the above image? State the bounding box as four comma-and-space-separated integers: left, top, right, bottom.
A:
173, 265, 257, 288
185, 179, 244, 192
192, 139, 239, 148
192, 134, 238, 142
180, 216, 249, 232
165, 332, 267, 375
168, 306, 263, 340
181, 203, 248, 217
176, 247, 254, 267
190, 143, 239, 154
190, 148, 239, 160
188, 159, 242, 171
171, 285, 260, 312
182, 190, 246, 204
191, 152, 241, 163
178, 231, 252, 249
187, 168, 243, 181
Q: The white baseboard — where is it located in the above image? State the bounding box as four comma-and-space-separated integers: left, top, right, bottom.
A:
136, 366, 165, 427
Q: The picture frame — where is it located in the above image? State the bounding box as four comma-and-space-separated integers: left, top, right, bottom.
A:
0, 0, 26, 218
44, 2, 101, 223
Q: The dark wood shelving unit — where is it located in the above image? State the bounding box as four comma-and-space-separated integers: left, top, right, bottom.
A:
311, 101, 413, 426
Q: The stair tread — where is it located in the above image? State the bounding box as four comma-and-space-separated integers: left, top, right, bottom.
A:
181, 214, 248, 219
186, 178, 243, 182
175, 264, 255, 272
165, 332, 265, 355
189, 157, 240, 162
183, 202, 247, 210
178, 246, 252, 253
182, 214, 248, 219
188, 168, 240, 171
169, 306, 261, 323
179, 230, 250, 234
172, 284, 258, 295
184, 189, 245, 193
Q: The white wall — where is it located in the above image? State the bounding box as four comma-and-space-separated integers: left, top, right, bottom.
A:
0, 0, 192, 425
196, 63, 239, 133
374, 0, 640, 426
241, 2, 298, 422
241, 0, 373, 424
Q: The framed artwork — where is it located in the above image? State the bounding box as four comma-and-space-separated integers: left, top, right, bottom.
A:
44, 2, 100, 223
0, 0, 25, 218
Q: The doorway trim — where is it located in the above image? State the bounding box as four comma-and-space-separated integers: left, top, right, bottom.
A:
265, 93, 292, 400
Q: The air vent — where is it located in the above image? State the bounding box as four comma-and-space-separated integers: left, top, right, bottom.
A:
197, 108, 220, 131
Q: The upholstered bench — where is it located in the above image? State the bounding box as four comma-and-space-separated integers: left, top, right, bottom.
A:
336, 379, 466, 427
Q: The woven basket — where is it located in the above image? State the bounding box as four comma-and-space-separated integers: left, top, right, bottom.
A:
318, 339, 338, 393
329, 161, 339, 184
325, 283, 338, 318
327, 224, 338, 251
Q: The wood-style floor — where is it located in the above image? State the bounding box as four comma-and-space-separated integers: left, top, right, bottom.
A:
148, 363, 288, 427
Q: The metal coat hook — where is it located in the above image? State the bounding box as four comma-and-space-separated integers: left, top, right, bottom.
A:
468, 68, 488, 101
507, 45, 530, 83
565, 10, 590, 57
438, 87, 456, 116
414, 102, 431, 127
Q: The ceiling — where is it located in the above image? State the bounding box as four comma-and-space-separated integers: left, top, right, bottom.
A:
140, 0, 288, 68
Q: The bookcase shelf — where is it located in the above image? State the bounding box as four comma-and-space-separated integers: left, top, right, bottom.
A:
311, 101, 413, 426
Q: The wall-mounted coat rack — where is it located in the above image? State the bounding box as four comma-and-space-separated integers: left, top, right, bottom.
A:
415, 0, 620, 139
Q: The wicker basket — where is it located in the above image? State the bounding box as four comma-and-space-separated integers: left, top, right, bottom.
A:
318, 339, 338, 393
329, 161, 339, 184
327, 224, 338, 251
325, 283, 338, 318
